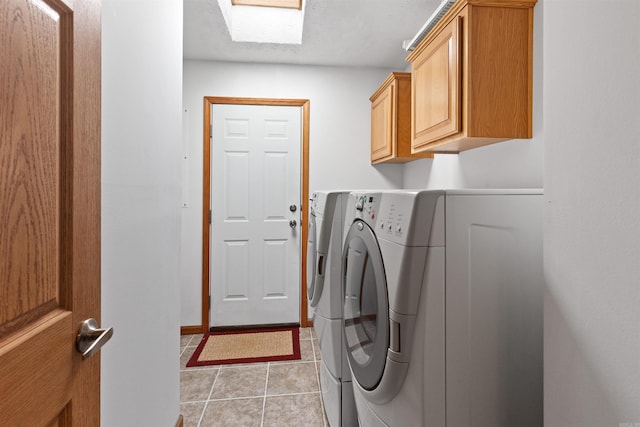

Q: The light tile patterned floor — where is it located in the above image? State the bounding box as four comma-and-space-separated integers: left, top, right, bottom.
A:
179, 328, 328, 427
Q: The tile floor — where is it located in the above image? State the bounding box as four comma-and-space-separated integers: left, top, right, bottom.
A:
179, 328, 329, 427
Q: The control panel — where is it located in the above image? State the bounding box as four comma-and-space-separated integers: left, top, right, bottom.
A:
376, 191, 442, 246
352, 193, 381, 226
377, 194, 412, 243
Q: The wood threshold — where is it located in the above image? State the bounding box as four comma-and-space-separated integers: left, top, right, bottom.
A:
175, 415, 183, 427
202, 97, 311, 332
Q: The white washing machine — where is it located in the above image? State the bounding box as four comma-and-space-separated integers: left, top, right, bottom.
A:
307, 191, 357, 427
341, 189, 543, 427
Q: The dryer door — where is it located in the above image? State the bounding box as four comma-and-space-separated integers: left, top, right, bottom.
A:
342, 219, 389, 391
306, 209, 319, 305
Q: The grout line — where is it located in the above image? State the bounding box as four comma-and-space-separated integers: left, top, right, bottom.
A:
218, 363, 269, 369
260, 363, 270, 427
197, 365, 221, 427
264, 391, 322, 398
218, 360, 314, 369
205, 394, 272, 402
180, 399, 209, 404
310, 339, 320, 386
198, 389, 321, 404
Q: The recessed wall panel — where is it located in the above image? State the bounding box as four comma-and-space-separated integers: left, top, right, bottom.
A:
468, 224, 524, 425
263, 240, 286, 298
264, 152, 287, 220
224, 119, 249, 139
224, 152, 249, 221
223, 240, 249, 300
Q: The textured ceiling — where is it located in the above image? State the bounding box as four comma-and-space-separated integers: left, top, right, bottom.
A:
184, 0, 443, 69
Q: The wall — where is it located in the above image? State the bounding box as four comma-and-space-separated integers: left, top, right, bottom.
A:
181, 61, 402, 326
543, 1, 640, 425
402, 2, 544, 190
101, 1, 182, 426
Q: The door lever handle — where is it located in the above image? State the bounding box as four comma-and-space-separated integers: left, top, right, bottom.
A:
76, 318, 114, 360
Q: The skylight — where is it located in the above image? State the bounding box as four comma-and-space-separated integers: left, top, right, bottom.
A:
218, 0, 306, 45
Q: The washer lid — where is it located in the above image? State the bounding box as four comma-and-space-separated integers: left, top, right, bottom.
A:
342, 219, 389, 391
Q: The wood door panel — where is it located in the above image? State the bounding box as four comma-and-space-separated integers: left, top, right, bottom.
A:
0, 0, 70, 334
0, 310, 72, 426
1, 0, 102, 424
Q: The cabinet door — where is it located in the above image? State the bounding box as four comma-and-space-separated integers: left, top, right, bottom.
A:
412, 16, 461, 151
371, 82, 394, 162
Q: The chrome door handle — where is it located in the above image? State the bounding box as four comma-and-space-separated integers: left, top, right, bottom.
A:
76, 318, 114, 360
289, 219, 297, 228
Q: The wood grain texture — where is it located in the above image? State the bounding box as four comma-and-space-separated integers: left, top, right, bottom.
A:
411, 17, 461, 151
300, 100, 310, 327
467, 5, 531, 137
67, 0, 102, 425
406, 0, 537, 64
370, 82, 394, 162
0, 0, 62, 334
202, 98, 212, 334
0, 310, 73, 426
0, 0, 102, 424
409, 1, 535, 154
370, 73, 431, 164
201, 97, 310, 330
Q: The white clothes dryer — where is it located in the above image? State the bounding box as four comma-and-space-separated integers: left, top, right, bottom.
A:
307, 191, 357, 427
341, 190, 544, 427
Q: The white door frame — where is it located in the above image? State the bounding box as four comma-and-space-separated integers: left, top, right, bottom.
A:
201, 97, 310, 332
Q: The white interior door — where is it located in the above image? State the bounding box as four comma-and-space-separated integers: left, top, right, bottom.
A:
211, 104, 301, 326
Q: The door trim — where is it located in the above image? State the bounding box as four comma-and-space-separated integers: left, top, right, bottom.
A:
201, 97, 310, 333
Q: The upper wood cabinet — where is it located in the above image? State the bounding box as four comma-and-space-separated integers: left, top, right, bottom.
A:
370, 72, 433, 164
407, 0, 537, 154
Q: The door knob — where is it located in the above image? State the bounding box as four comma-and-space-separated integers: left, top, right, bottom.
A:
76, 318, 114, 360
289, 204, 297, 212
289, 219, 297, 228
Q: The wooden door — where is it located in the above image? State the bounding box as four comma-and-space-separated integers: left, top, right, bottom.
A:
411, 15, 462, 151
0, 0, 102, 425
210, 103, 301, 327
370, 82, 394, 162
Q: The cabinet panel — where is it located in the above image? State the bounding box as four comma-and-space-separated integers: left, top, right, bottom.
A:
412, 16, 460, 151
467, 6, 532, 138
371, 83, 394, 162
370, 72, 432, 164
406, 0, 536, 154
